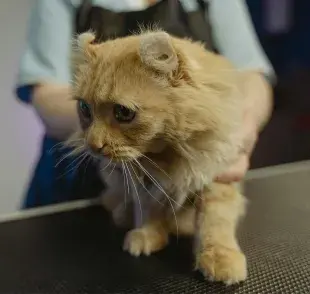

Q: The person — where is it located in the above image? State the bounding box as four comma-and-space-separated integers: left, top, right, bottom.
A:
16, 0, 274, 208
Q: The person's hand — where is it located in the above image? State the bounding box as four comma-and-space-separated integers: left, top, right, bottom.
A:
215, 72, 273, 183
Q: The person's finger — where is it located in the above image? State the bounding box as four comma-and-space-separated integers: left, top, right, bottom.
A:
215, 154, 249, 183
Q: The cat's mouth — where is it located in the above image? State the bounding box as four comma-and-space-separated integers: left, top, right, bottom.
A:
86, 141, 142, 163
88, 148, 137, 164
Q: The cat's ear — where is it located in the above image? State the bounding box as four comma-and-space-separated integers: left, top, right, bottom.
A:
72, 31, 97, 64
139, 31, 178, 75
71, 31, 97, 78
77, 31, 97, 56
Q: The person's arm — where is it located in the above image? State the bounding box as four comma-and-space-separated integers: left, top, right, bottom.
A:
16, 0, 78, 141
208, 0, 274, 128
32, 83, 78, 140
208, 0, 275, 84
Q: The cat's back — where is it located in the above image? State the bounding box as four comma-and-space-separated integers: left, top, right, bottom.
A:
171, 36, 237, 83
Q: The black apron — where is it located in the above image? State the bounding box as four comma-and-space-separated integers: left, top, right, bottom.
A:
72, 0, 216, 200
75, 0, 215, 50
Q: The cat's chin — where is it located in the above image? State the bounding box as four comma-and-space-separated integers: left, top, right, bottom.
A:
87, 148, 134, 163
100, 155, 137, 164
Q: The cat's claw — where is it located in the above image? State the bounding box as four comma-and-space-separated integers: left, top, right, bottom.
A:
123, 228, 168, 257
196, 245, 247, 285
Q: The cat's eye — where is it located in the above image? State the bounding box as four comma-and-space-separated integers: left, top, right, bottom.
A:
113, 104, 136, 123
78, 100, 92, 120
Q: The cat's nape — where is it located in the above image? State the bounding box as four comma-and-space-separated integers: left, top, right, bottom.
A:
70, 29, 247, 285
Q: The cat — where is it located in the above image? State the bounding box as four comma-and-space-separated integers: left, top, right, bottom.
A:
69, 29, 247, 285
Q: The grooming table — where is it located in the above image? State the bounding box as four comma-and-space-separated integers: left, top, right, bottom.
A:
0, 162, 309, 293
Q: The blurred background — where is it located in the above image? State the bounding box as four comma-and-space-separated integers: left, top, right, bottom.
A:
0, 0, 44, 214
0, 0, 309, 214
248, 0, 310, 168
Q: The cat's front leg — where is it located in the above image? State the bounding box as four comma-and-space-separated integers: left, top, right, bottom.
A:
123, 219, 169, 256
195, 182, 247, 285
123, 166, 171, 257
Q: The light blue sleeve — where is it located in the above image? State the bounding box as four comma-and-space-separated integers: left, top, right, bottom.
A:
16, 0, 74, 103
208, 0, 276, 83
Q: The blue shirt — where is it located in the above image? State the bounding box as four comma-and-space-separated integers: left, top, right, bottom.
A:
16, 0, 274, 208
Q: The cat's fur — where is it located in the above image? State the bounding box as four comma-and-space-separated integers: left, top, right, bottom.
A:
70, 30, 247, 284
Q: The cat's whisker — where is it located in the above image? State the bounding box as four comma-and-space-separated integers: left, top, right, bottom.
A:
137, 153, 202, 208
55, 146, 85, 167
100, 157, 113, 172
121, 160, 128, 208
122, 160, 130, 196
137, 152, 171, 180
129, 161, 164, 207
136, 152, 201, 205
124, 161, 143, 227
67, 152, 89, 172
63, 137, 85, 149
133, 159, 183, 209
137, 151, 196, 206
60, 149, 87, 170
81, 155, 93, 186
48, 141, 67, 154
141, 153, 202, 207
133, 160, 176, 205
178, 144, 197, 162
107, 162, 116, 178
50, 137, 84, 153
134, 159, 191, 209
56, 152, 88, 179
133, 159, 179, 238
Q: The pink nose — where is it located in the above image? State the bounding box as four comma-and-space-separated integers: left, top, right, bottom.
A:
88, 142, 104, 154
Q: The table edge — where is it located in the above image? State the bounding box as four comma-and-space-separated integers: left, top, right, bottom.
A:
1, 160, 309, 223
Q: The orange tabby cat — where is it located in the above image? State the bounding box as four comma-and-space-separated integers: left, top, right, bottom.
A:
70, 30, 247, 285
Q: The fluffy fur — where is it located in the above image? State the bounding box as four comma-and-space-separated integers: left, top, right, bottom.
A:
70, 30, 247, 284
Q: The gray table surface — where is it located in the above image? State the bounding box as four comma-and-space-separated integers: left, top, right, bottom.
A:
0, 161, 309, 293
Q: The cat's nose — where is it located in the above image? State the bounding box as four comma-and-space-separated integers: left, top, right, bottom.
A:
88, 142, 105, 154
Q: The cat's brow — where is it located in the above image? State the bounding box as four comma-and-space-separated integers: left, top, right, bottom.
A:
95, 97, 138, 112
89, 82, 114, 104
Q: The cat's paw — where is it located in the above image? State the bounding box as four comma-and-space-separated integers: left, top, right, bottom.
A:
196, 245, 247, 285
123, 228, 168, 257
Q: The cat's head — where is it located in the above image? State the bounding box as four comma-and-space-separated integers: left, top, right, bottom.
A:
70, 30, 241, 163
